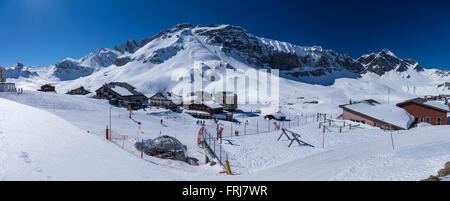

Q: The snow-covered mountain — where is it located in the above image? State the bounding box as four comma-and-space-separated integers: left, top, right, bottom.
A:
53, 48, 121, 81
4, 23, 450, 98
356, 49, 424, 76
5, 62, 38, 78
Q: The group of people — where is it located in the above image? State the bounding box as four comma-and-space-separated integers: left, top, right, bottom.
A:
17, 88, 23, 95
196, 120, 206, 125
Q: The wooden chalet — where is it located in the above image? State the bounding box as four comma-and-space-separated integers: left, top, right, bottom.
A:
148, 92, 178, 110
95, 82, 147, 107
66, 86, 91, 95
38, 84, 56, 92
184, 99, 224, 119
187, 101, 223, 114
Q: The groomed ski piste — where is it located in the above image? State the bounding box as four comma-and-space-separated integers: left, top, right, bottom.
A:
0, 90, 449, 181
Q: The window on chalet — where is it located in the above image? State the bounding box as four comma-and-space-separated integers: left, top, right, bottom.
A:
425, 117, 430, 123
437, 117, 441, 125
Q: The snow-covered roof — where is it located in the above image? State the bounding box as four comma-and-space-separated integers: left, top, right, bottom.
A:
203, 101, 223, 109
110, 85, 134, 96
150, 92, 170, 100
397, 98, 449, 112
423, 101, 449, 112
184, 110, 211, 115
101, 82, 145, 97
343, 102, 414, 129
267, 111, 286, 119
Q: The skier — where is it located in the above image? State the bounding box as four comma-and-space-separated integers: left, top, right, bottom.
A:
160, 119, 163, 125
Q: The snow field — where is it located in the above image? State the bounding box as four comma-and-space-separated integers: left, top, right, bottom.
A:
0, 98, 193, 180
1, 91, 449, 181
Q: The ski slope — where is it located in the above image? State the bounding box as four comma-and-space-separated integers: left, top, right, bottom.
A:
0, 98, 197, 180
1, 92, 449, 181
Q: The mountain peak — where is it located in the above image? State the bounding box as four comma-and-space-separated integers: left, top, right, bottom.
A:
5, 62, 37, 79
169, 23, 197, 31
356, 49, 423, 75
380, 49, 396, 57
16, 62, 24, 68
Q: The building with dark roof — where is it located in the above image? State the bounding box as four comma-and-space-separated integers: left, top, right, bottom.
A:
148, 92, 178, 110
38, 84, 56, 92
95, 82, 147, 107
396, 98, 449, 125
66, 86, 91, 95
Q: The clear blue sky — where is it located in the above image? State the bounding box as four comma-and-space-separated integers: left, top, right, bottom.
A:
0, 0, 449, 70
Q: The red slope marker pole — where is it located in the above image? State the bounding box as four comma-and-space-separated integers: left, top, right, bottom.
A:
106, 125, 109, 140
322, 126, 325, 149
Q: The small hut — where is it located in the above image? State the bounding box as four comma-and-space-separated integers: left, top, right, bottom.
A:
66, 86, 91, 95
38, 84, 56, 92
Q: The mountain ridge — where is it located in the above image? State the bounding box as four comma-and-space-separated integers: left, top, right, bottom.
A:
3, 23, 449, 95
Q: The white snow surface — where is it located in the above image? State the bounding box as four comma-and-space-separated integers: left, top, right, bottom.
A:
203, 101, 223, 109
1, 92, 449, 181
0, 98, 191, 180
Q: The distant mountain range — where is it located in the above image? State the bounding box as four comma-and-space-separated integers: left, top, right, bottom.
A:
2, 23, 449, 95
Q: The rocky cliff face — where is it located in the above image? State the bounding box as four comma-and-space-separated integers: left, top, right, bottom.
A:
356, 49, 424, 75
114, 40, 140, 54
195, 25, 364, 73
193, 24, 425, 77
